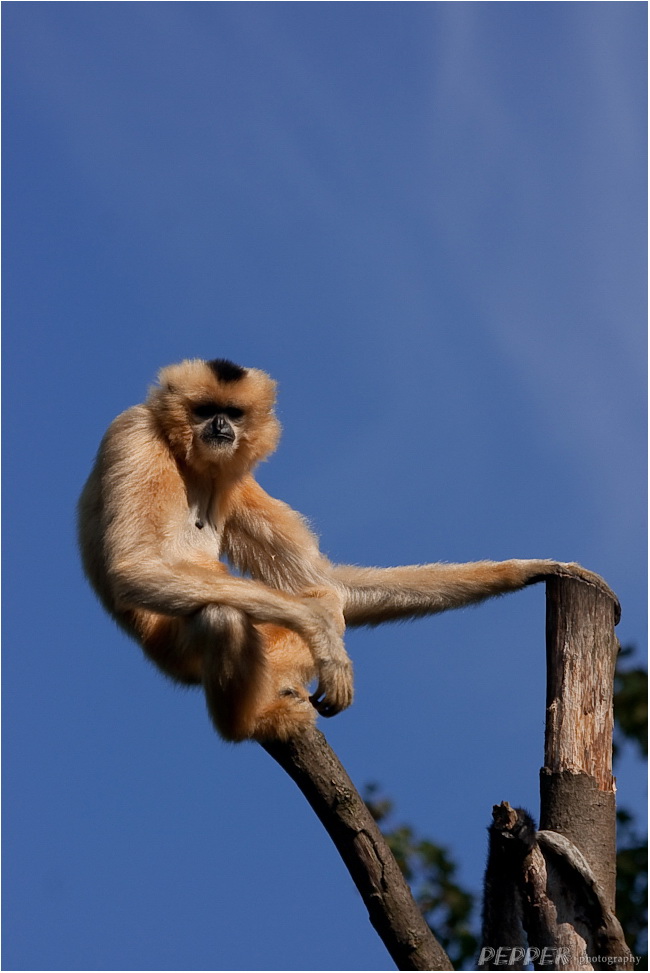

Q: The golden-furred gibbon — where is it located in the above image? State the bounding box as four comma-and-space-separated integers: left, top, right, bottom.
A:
78, 357, 616, 741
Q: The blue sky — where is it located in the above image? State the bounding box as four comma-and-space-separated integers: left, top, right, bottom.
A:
3, 3, 646, 971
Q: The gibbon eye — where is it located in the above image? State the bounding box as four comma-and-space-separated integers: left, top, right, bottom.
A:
223, 406, 245, 421
192, 402, 219, 420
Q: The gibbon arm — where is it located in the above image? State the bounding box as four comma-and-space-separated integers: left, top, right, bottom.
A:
115, 556, 336, 642
221, 479, 616, 628
329, 560, 618, 626
330, 561, 547, 626
221, 475, 336, 594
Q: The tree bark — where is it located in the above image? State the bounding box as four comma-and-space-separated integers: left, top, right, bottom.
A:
261, 727, 453, 972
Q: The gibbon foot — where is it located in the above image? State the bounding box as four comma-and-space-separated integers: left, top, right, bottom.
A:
252, 686, 316, 741
310, 657, 354, 718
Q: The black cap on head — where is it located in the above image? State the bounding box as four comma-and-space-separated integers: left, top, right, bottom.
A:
206, 358, 247, 383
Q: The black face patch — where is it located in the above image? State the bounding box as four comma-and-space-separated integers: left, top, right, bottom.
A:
206, 358, 246, 383
192, 402, 245, 421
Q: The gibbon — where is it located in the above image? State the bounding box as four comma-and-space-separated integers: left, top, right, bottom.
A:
78, 357, 615, 742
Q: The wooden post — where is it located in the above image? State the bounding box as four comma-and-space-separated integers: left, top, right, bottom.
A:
541, 575, 619, 906
534, 575, 633, 970
262, 727, 453, 972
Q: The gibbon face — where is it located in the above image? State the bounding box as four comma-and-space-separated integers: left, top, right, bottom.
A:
192, 399, 245, 454
148, 357, 281, 474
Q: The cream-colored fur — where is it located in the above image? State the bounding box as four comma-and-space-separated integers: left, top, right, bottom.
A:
78, 357, 614, 741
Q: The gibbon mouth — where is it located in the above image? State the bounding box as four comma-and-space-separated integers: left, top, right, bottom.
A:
201, 429, 236, 446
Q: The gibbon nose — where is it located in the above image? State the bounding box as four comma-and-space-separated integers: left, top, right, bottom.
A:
212, 416, 235, 441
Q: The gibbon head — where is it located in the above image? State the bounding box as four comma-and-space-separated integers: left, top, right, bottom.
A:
148, 358, 281, 476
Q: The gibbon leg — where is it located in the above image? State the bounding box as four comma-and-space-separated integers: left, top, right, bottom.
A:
130, 610, 203, 685
251, 625, 318, 741
130, 606, 317, 741
188, 605, 270, 740
189, 607, 317, 741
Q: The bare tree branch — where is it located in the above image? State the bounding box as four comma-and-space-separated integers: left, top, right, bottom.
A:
261, 727, 453, 972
